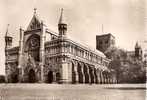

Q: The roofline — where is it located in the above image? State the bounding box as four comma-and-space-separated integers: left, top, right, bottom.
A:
96, 33, 115, 38
45, 37, 109, 60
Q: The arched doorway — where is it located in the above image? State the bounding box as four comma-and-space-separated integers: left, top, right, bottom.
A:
11, 74, 18, 83
28, 69, 36, 83
47, 71, 53, 83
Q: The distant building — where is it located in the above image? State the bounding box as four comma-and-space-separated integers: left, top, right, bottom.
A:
96, 33, 115, 53
5, 9, 117, 84
127, 42, 143, 61
135, 42, 143, 60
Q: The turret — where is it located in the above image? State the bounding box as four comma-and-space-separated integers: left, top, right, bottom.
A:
5, 24, 12, 50
58, 8, 67, 37
5, 24, 13, 83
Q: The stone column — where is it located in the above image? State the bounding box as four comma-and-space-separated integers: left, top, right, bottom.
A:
61, 62, 69, 83
87, 66, 91, 84
100, 71, 104, 84
107, 74, 109, 84
94, 68, 98, 84
81, 63, 85, 83
68, 62, 72, 83
40, 21, 46, 83
96, 69, 99, 84
53, 72, 56, 83
74, 62, 79, 83
109, 77, 112, 84
91, 67, 96, 83
115, 76, 118, 84
110, 77, 112, 84
18, 27, 24, 82
105, 73, 108, 84
107, 73, 110, 84
106, 73, 108, 84
103, 72, 106, 84
97, 69, 101, 84
112, 75, 115, 84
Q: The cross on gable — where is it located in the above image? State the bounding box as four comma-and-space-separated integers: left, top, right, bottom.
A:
34, 8, 37, 14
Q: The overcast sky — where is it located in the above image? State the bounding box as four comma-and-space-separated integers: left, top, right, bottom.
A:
0, 0, 146, 75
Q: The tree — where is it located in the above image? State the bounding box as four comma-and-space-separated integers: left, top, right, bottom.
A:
105, 46, 146, 83
105, 47, 126, 83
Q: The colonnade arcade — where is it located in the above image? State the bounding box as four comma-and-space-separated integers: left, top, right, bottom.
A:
70, 60, 117, 84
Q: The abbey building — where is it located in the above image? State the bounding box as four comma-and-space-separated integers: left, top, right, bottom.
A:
5, 9, 116, 84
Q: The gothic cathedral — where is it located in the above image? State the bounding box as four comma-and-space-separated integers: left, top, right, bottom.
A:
5, 9, 116, 84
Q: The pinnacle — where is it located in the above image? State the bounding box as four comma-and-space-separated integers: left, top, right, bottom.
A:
58, 8, 66, 24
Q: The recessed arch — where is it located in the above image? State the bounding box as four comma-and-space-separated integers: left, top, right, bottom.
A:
28, 69, 36, 83
71, 62, 76, 83
83, 64, 89, 83
47, 71, 53, 83
77, 62, 83, 83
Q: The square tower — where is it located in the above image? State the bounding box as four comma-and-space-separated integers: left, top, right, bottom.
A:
96, 33, 115, 53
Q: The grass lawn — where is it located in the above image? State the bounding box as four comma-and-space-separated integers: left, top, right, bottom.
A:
0, 84, 145, 100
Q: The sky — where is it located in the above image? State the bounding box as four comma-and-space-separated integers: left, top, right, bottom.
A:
0, 0, 146, 75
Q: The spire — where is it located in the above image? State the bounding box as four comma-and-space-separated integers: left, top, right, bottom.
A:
135, 41, 140, 48
5, 24, 10, 37
5, 24, 12, 49
58, 8, 67, 37
58, 8, 65, 24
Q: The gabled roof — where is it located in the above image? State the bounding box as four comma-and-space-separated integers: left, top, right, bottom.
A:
27, 8, 42, 31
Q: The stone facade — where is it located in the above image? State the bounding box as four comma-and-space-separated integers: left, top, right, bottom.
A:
5, 9, 117, 84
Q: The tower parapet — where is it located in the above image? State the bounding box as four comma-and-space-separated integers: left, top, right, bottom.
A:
96, 33, 115, 53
